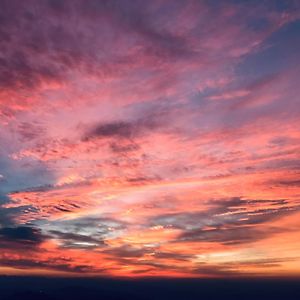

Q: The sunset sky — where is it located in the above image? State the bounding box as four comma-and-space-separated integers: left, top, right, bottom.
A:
0, 0, 300, 278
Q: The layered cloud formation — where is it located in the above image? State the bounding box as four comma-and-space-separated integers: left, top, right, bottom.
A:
0, 0, 300, 277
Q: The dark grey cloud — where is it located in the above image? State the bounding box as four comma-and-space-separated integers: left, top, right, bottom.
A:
84, 121, 137, 140
49, 230, 105, 249
109, 141, 140, 153
179, 226, 280, 245
83, 99, 178, 142
83, 117, 162, 141
103, 245, 193, 263
153, 251, 192, 261
103, 244, 150, 258
111, 256, 183, 272
0, 225, 47, 249
0, 257, 93, 273
150, 197, 300, 245
0, 226, 44, 243
40, 216, 126, 249
103, 244, 192, 261
193, 256, 300, 277
60, 216, 126, 231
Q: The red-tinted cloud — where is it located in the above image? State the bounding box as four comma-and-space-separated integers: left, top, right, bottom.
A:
0, 0, 300, 278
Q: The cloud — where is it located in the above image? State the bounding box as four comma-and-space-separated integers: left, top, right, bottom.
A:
150, 197, 300, 245
0, 192, 39, 226
83, 121, 138, 140
0, 225, 46, 249
17, 122, 46, 142
0, 0, 300, 277
49, 230, 105, 249
0, 258, 93, 273
103, 244, 150, 258
179, 226, 279, 245
0, 0, 194, 107
193, 256, 300, 277
0, 50, 62, 90
0, 226, 44, 243
82, 102, 171, 141
272, 179, 300, 187
41, 216, 126, 248
109, 141, 140, 153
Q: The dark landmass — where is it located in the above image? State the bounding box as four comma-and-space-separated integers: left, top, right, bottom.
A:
0, 276, 300, 300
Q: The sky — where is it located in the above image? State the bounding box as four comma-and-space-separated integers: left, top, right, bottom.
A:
0, 0, 300, 278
